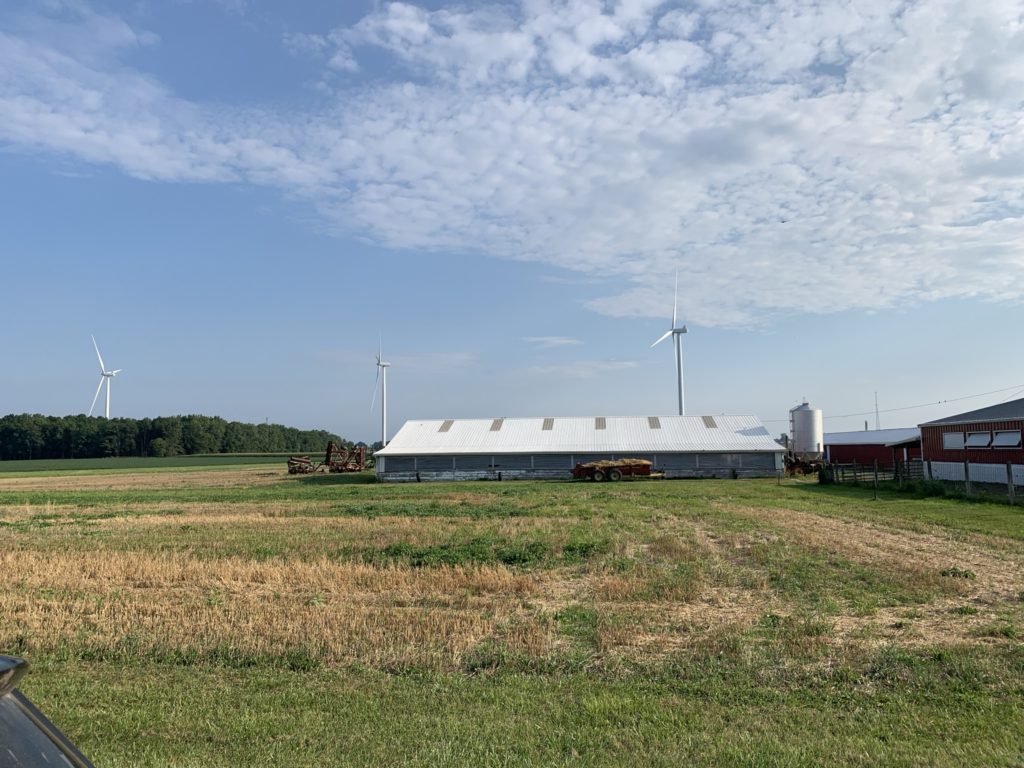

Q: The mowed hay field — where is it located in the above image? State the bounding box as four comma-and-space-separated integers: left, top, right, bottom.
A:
1, 466, 1022, 767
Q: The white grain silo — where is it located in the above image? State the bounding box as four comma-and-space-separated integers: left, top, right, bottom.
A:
789, 402, 824, 460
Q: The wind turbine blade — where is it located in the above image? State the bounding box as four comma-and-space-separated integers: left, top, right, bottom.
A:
89, 377, 104, 416
110, 369, 122, 375
91, 335, 106, 373
672, 270, 679, 328
650, 329, 673, 348
370, 365, 380, 412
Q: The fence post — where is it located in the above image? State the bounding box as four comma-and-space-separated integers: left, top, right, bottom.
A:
1008, 463, 1016, 506
964, 460, 972, 497
873, 460, 878, 500
926, 460, 932, 481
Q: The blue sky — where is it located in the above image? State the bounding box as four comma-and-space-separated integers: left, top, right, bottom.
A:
2, 0, 1023, 444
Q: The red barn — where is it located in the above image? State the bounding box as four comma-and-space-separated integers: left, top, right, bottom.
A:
824, 428, 921, 468
920, 398, 1024, 484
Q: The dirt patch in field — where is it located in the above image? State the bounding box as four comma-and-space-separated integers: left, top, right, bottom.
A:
0, 467, 286, 491
596, 590, 785, 656
720, 503, 1024, 602
826, 601, 1014, 647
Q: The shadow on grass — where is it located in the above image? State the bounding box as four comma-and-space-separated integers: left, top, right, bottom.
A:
792, 480, 1018, 509
295, 472, 377, 486
790, 483, 898, 501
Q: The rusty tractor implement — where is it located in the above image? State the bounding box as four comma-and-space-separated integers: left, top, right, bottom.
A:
784, 454, 825, 476
286, 455, 317, 474
287, 442, 367, 475
571, 459, 662, 482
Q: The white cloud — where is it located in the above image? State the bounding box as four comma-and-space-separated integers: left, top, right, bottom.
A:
522, 336, 582, 347
3, 1, 1024, 327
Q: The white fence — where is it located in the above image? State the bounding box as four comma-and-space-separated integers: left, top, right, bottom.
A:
927, 461, 1024, 485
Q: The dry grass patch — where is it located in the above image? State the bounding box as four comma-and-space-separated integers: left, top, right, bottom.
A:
0, 467, 284, 491
0, 550, 545, 670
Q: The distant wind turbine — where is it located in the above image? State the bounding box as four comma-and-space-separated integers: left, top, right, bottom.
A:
89, 335, 122, 419
650, 272, 688, 416
370, 337, 391, 447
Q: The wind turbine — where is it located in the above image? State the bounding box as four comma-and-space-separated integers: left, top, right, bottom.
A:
89, 335, 122, 419
650, 272, 688, 416
370, 338, 391, 447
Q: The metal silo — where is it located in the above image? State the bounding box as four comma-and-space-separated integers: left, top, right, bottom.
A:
789, 402, 824, 460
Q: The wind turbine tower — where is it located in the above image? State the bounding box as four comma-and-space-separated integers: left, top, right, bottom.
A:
650, 273, 688, 416
89, 335, 122, 419
371, 339, 391, 447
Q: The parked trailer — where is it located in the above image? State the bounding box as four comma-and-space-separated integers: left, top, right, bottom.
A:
571, 459, 661, 482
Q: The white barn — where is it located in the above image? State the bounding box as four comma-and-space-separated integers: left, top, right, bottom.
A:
374, 415, 784, 482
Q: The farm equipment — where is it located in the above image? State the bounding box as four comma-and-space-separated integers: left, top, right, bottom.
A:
287, 442, 367, 474
286, 455, 317, 474
784, 454, 824, 476
571, 459, 661, 482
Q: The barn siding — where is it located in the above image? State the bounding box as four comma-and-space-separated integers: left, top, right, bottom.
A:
921, 419, 1024, 465
377, 452, 782, 482
379, 467, 778, 483
826, 443, 922, 466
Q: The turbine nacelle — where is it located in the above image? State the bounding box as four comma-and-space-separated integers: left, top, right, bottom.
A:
650, 326, 687, 348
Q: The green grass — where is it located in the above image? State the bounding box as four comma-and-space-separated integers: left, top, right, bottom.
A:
788, 483, 1024, 540
0, 454, 299, 475
4, 476, 1022, 539
20, 646, 1024, 768
3, 473, 1023, 766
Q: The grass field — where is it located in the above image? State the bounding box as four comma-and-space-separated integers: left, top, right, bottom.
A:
1, 466, 1022, 766
0, 453, 298, 476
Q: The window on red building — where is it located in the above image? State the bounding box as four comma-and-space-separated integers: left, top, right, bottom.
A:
942, 432, 964, 450
992, 430, 1022, 449
965, 432, 992, 448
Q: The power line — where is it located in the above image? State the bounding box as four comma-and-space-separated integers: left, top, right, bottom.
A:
999, 386, 1024, 403
762, 383, 1024, 423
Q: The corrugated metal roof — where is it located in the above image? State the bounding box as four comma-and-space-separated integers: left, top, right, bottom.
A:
377, 415, 784, 456
920, 397, 1024, 426
824, 428, 920, 446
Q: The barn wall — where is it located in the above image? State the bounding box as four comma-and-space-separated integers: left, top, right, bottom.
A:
826, 443, 921, 466
378, 468, 779, 483
377, 451, 783, 482
921, 420, 1024, 464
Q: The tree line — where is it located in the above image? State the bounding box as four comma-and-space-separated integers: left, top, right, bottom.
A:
0, 414, 351, 461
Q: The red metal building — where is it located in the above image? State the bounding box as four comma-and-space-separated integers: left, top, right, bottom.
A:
920, 398, 1024, 467
824, 428, 921, 467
